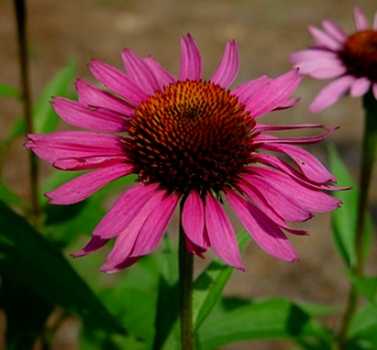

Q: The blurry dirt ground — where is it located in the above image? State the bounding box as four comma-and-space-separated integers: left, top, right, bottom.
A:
1, 0, 377, 349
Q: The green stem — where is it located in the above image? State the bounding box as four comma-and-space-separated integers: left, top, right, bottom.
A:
337, 90, 377, 347
179, 202, 194, 350
14, 0, 40, 224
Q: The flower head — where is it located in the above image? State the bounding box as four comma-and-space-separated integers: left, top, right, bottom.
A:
290, 6, 377, 112
27, 34, 342, 272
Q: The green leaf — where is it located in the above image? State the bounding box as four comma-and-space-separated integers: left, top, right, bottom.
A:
193, 230, 250, 331
0, 182, 27, 210
199, 298, 332, 349
1, 276, 54, 350
328, 144, 372, 267
0, 199, 125, 334
346, 272, 377, 304
4, 60, 76, 145
152, 236, 181, 350
0, 84, 20, 98
349, 304, 377, 347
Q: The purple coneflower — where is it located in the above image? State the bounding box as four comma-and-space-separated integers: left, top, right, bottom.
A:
27, 34, 342, 272
290, 6, 377, 112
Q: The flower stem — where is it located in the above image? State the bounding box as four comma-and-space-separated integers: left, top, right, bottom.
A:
14, 0, 40, 224
337, 90, 377, 347
179, 203, 194, 350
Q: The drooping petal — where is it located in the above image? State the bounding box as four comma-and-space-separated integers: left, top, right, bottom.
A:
179, 34, 202, 81
321, 19, 348, 43
251, 154, 346, 191
353, 5, 369, 31
350, 77, 372, 97
184, 237, 206, 258
100, 189, 168, 271
122, 49, 161, 94
247, 167, 342, 212
52, 97, 128, 132
144, 56, 177, 88
308, 25, 343, 51
309, 75, 356, 112
182, 191, 207, 250
254, 126, 336, 145
211, 40, 239, 88
235, 181, 308, 235
93, 183, 159, 239
129, 192, 179, 257
89, 60, 147, 105
25, 132, 125, 165
239, 174, 313, 222
261, 142, 336, 183
374, 12, 377, 30
205, 191, 244, 270
244, 69, 302, 118
76, 79, 135, 114
72, 236, 110, 257
46, 163, 133, 204
226, 190, 299, 262
102, 257, 141, 273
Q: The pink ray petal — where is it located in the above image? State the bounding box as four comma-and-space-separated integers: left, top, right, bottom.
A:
250, 155, 346, 191
321, 19, 348, 43
46, 163, 133, 204
374, 12, 377, 30
308, 26, 343, 51
244, 69, 302, 119
93, 183, 159, 239
122, 49, 161, 95
52, 97, 128, 132
100, 189, 168, 271
231, 75, 270, 104
101, 256, 141, 273
179, 34, 202, 81
353, 6, 369, 31
235, 182, 307, 235
309, 75, 356, 113
72, 236, 110, 257
182, 191, 206, 250
144, 56, 177, 88
255, 123, 327, 132
296, 59, 346, 79
205, 191, 244, 270
248, 167, 342, 212
226, 190, 299, 262
274, 98, 300, 110
53, 156, 127, 171
240, 173, 312, 222
290, 49, 338, 64
185, 237, 206, 258
350, 77, 372, 97
76, 79, 135, 114
261, 142, 336, 183
255, 126, 336, 145
211, 40, 239, 89
25, 131, 124, 165
89, 60, 146, 105
130, 192, 179, 257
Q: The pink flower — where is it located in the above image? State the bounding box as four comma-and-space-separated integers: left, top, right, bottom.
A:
26, 34, 342, 273
290, 6, 377, 112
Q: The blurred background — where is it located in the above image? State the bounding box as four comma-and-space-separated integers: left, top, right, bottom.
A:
1, 0, 376, 349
